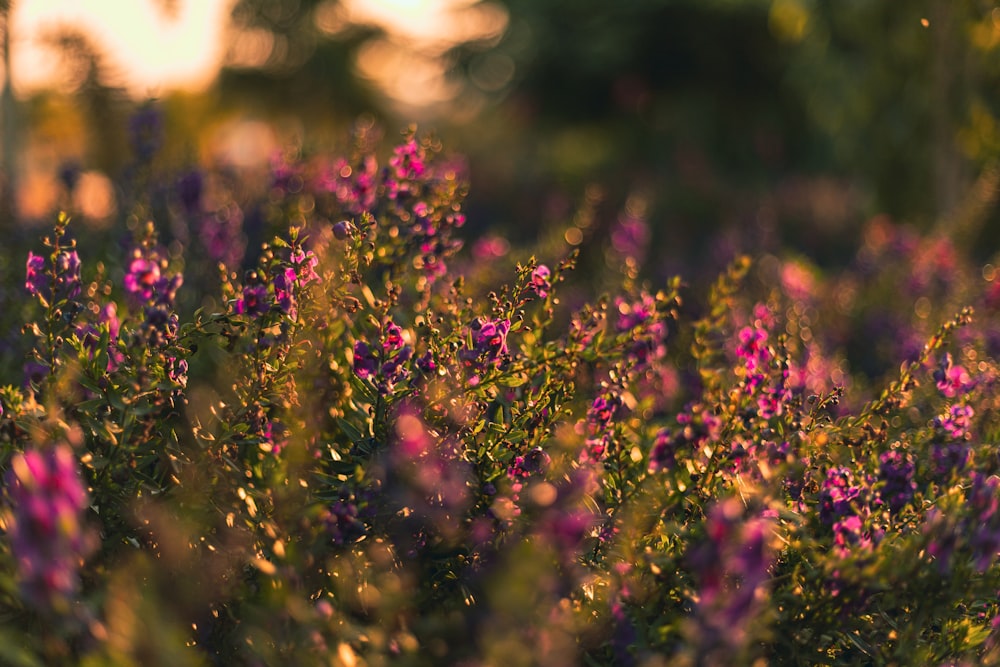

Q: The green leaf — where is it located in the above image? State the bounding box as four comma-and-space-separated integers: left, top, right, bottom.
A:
349, 373, 377, 404
0, 630, 43, 667
497, 373, 527, 388
338, 418, 369, 444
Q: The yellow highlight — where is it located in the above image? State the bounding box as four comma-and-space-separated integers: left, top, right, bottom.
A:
769, 0, 809, 43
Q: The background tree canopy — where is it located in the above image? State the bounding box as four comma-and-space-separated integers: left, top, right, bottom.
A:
10, 0, 1000, 278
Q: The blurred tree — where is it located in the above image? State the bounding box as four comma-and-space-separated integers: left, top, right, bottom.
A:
215, 0, 390, 131
444, 0, 1000, 270
444, 0, 824, 275
47, 31, 128, 174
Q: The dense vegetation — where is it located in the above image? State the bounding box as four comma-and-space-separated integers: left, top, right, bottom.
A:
0, 120, 999, 666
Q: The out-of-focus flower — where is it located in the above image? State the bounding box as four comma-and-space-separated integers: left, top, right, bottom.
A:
235, 283, 270, 317
459, 317, 511, 381
876, 450, 915, 513
818, 467, 863, 526
26, 250, 81, 304
934, 353, 973, 398
688, 498, 773, 659
4, 445, 92, 612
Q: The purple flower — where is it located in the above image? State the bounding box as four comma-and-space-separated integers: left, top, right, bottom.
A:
614, 292, 666, 369
508, 447, 551, 480
4, 445, 91, 611
737, 324, 770, 390
235, 284, 270, 317
877, 450, 915, 513
688, 499, 773, 656
176, 170, 203, 216
415, 351, 437, 375
523, 264, 551, 300
934, 404, 974, 440
648, 428, 676, 473
123, 256, 161, 304
353, 341, 377, 381
25, 252, 47, 298
167, 356, 189, 387
54, 250, 81, 299
584, 391, 624, 462
26, 250, 81, 303
459, 317, 511, 378
383, 321, 405, 352
386, 137, 427, 202
831, 514, 873, 557
271, 267, 298, 319
290, 248, 320, 286
934, 353, 972, 398
818, 467, 862, 526
353, 320, 413, 392
931, 441, 970, 479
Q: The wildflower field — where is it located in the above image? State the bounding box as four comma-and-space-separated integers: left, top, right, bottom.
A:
3, 117, 1000, 667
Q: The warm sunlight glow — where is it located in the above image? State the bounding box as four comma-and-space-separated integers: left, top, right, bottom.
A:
343, 0, 508, 108
7, 0, 507, 106
11, 0, 236, 96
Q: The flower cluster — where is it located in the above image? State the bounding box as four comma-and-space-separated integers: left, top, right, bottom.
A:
458, 316, 510, 383
234, 245, 319, 322
935, 353, 974, 397
687, 499, 773, 662
876, 449, 916, 514
4, 445, 91, 612
353, 320, 413, 392
584, 389, 623, 462
7, 128, 1000, 666
926, 473, 1000, 573
613, 291, 666, 370
325, 155, 378, 216
818, 467, 864, 526
735, 312, 791, 418
26, 249, 82, 306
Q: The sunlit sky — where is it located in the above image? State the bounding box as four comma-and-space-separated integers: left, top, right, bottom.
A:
10, 0, 496, 102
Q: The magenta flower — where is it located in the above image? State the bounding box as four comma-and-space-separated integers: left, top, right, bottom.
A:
353, 320, 413, 392
831, 514, 873, 557
26, 249, 81, 303
124, 256, 161, 303
818, 467, 863, 526
934, 353, 972, 398
935, 403, 974, 440
4, 445, 91, 611
235, 284, 270, 317
459, 317, 511, 379
290, 248, 320, 286
876, 450, 915, 513
386, 137, 427, 202
527, 264, 551, 299
688, 499, 773, 657
737, 324, 770, 389
271, 267, 298, 319
25, 252, 46, 297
